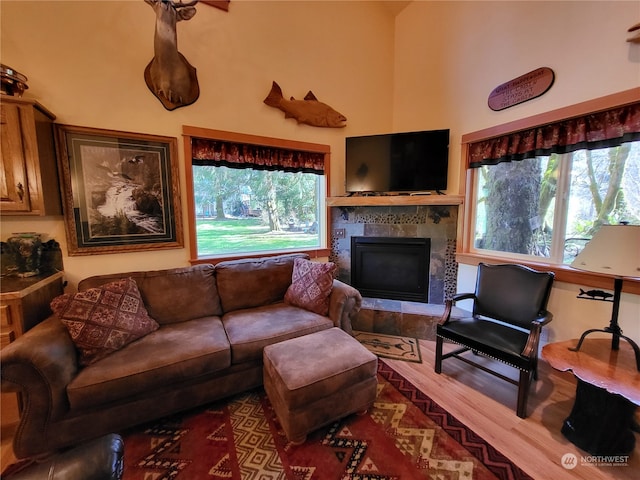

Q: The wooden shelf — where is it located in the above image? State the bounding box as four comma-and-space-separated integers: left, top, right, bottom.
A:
326, 195, 463, 207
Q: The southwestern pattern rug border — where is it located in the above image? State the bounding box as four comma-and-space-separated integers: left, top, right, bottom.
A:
377, 360, 533, 480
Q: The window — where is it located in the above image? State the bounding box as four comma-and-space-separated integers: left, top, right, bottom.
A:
183, 127, 330, 261
460, 90, 640, 291
192, 166, 323, 256
473, 144, 640, 264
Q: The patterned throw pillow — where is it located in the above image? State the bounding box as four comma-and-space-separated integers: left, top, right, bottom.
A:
50, 277, 159, 366
284, 258, 336, 315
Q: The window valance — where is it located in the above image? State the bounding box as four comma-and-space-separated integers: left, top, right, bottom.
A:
192, 137, 325, 174
468, 103, 640, 168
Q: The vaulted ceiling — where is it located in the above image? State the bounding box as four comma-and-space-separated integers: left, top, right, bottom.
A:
381, 1, 411, 16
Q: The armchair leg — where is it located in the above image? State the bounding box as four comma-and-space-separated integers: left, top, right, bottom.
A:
435, 336, 443, 374
517, 370, 532, 418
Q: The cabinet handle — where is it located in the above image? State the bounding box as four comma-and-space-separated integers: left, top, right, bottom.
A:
16, 183, 24, 200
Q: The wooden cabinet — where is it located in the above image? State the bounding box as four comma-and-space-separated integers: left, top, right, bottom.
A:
1, 272, 65, 429
0, 271, 65, 347
0, 97, 61, 216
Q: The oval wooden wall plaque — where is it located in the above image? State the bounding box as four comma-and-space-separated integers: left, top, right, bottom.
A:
488, 67, 555, 111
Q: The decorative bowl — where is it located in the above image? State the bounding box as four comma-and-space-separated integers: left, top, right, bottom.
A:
1, 64, 29, 96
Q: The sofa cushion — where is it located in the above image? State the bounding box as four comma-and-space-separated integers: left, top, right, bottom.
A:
78, 264, 222, 324
284, 258, 336, 315
216, 253, 308, 313
51, 278, 159, 366
222, 302, 332, 364
67, 317, 230, 410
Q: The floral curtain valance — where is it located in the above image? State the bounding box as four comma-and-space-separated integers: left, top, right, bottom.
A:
191, 138, 325, 174
468, 103, 640, 168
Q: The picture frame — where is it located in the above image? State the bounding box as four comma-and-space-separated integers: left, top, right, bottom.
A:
55, 125, 183, 255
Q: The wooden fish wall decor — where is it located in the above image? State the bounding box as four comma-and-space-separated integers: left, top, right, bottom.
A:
201, 0, 229, 11
263, 81, 347, 128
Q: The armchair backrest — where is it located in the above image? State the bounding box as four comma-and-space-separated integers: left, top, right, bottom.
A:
473, 263, 554, 330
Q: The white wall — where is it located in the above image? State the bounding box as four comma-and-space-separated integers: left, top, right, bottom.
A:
393, 1, 640, 343
0, 0, 396, 288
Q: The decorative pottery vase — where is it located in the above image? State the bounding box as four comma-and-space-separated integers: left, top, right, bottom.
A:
5, 233, 42, 277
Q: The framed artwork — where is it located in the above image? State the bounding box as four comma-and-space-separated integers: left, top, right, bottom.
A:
55, 125, 183, 255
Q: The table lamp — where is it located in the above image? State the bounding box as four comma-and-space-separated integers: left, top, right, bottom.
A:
570, 224, 640, 370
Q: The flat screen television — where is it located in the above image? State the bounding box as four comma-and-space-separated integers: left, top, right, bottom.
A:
345, 129, 449, 194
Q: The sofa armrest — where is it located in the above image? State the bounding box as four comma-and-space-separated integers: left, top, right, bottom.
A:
327, 279, 362, 335
1, 316, 79, 458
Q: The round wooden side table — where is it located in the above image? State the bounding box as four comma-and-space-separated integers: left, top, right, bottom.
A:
542, 338, 640, 455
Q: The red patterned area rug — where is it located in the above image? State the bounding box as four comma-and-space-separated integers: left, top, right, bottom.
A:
122, 360, 532, 479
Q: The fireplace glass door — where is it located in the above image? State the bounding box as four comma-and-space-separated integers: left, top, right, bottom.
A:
351, 236, 430, 302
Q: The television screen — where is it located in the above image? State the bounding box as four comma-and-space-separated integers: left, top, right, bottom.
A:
345, 129, 449, 193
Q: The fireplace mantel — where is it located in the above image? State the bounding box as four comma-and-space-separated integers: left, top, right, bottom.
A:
326, 195, 463, 207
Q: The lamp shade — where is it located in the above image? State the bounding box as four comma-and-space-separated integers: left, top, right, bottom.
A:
571, 225, 640, 278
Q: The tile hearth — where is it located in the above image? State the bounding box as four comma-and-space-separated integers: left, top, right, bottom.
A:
353, 297, 469, 341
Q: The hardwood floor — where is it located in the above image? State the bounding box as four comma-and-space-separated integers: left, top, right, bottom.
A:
384, 340, 639, 480
1, 339, 638, 478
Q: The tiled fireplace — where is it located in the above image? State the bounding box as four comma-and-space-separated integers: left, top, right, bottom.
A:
329, 204, 458, 304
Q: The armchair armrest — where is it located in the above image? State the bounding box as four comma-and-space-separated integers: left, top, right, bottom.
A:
452, 293, 477, 303
1, 316, 79, 458
327, 279, 362, 335
535, 310, 553, 326
521, 311, 553, 358
438, 293, 476, 326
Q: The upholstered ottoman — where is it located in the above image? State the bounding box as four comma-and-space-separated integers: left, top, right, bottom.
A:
263, 327, 378, 444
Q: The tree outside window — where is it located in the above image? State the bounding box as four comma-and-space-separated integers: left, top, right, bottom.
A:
192, 165, 322, 256
473, 142, 640, 264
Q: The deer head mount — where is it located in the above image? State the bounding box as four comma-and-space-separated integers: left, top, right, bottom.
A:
144, 0, 200, 111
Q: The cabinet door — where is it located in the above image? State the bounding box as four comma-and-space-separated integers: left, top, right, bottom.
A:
0, 302, 17, 348
0, 302, 20, 433
0, 103, 31, 212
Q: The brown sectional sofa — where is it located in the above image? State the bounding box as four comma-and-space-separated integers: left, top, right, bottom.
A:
1, 253, 362, 459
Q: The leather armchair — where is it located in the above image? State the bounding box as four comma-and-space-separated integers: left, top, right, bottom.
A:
4, 434, 123, 480
435, 263, 554, 418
